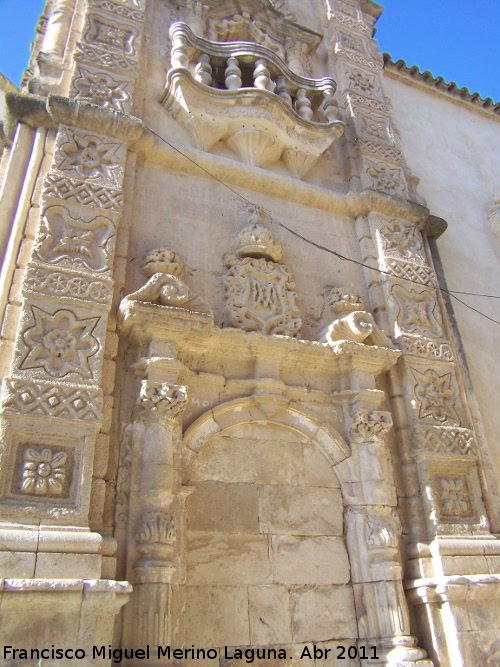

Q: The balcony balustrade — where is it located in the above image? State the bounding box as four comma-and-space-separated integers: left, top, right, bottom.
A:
160, 22, 345, 178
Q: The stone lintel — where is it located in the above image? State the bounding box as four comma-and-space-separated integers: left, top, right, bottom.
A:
119, 300, 401, 382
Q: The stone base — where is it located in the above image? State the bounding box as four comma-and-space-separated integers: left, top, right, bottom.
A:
0, 578, 131, 666
407, 574, 500, 666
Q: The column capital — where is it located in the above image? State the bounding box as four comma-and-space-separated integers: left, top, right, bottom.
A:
135, 381, 187, 424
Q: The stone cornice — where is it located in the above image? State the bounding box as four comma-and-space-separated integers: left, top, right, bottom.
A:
4, 92, 448, 237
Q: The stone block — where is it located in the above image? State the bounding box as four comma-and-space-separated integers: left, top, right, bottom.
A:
291, 586, 358, 643
271, 536, 350, 584
93, 433, 110, 478
187, 482, 259, 533
0, 551, 36, 578
442, 555, 489, 576
466, 598, 500, 631
1, 303, 20, 341
248, 585, 292, 645
258, 485, 343, 536
181, 586, 250, 648
34, 552, 102, 579
186, 533, 272, 585
192, 433, 305, 485
303, 442, 340, 488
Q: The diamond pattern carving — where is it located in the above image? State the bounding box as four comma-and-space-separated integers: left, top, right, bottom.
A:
1, 378, 102, 422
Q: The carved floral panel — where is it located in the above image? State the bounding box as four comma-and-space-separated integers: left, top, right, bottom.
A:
72, 66, 132, 112
392, 285, 442, 338
20, 447, 68, 497
34, 205, 116, 273
55, 127, 126, 186
412, 368, 460, 425
20, 306, 100, 379
84, 15, 138, 55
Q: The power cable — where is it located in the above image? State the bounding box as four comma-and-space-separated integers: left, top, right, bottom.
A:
146, 127, 500, 325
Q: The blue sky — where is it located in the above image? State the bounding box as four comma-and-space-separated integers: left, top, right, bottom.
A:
0, 0, 498, 101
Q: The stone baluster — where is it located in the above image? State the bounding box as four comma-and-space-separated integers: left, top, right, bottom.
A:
225, 56, 242, 90
275, 75, 292, 105
343, 410, 432, 666
322, 86, 341, 122
295, 88, 313, 121
195, 53, 212, 86
121, 380, 188, 662
253, 58, 271, 90
169, 24, 190, 69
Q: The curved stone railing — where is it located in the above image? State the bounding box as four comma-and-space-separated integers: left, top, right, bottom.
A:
167, 22, 340, 124
160, 22, 345, 178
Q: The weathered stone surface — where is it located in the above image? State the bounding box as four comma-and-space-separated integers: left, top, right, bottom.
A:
258, 485, 343, 535
192, 433, 306, 485
181, 586, 250, 648
271, 536, 350, 585
248, 585, 292, 645
186, 533, 272, 585
187, 482, 259, 533
291, 586, 358, 643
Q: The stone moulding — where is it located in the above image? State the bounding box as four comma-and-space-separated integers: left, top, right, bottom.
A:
160, 23, 345, 175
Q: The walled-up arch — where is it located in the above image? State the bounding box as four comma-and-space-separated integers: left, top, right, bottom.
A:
179, 395, 358, 649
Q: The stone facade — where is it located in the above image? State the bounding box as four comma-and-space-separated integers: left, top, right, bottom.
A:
0, 0, 498, 665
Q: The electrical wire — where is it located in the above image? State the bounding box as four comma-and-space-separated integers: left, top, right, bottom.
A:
146, 127, 500, 325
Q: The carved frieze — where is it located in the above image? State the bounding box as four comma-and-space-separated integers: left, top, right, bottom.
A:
23, 265, 113, 305
136, 381, 188, 423
55, 128, 126, 186
414, 425, 474, 456
87, 0, 145, 21
43, 174, 123, 212
72, 66, 132, 112
399, 335, 454, 361
20, 447, 68, 496
224, 212, 302, 337
1, 377, 102, 422
392, 285, 442, 338
412, 368, 459, 425
75, 42, 139, 78
20, 306, 100, 379
343, 90, 390, 113
34, 205, 116, 273
383, 258, 435, 287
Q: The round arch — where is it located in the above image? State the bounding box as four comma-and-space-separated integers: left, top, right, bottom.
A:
182, 394, 350, 483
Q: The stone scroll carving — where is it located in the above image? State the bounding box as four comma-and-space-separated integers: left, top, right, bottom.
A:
223, 208, 302, 336
123, 247, 212, 315
135, 381, 188, 424
319, 286, 395, 348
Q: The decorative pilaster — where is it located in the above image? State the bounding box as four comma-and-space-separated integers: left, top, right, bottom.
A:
324, 0, 422, 202
120, 379, 187, 662
345, 409, 432, 665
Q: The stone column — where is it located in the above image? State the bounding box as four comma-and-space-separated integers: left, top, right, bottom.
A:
121, 380, 187, 662
345, 409, 432, 665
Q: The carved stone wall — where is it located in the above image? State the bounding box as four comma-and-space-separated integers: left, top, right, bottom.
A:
0, 0, 499, 665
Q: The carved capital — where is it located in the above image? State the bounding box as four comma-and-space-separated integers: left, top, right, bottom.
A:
350, 410, 392, 444
135, 508, 175, 567
136, 381, 187, 423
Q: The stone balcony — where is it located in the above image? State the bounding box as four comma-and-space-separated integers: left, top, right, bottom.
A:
160, 22, 345, 178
